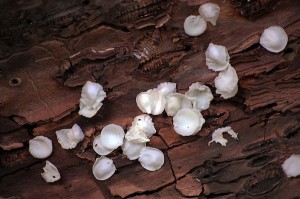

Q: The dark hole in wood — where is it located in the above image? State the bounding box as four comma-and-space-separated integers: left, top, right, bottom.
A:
9, 78, 21, 86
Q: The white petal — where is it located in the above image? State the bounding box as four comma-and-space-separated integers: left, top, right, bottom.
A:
150, 89, 166, 115
138, 147, 164, 171
198, 3, 220, 26
29, 136, 53, 159
125, 127, 150, 143
215, 65, 239, 98
132, 114, 156, 138
165, 93, 193, 116
173, 108, 205, 136
260, 26, 288, 53
216, 84, 238, 99
136, 89, 166, 115
41, 161, 61, 183
205, 43, 230, 71
184, 15, 207, 37
136, 91, 155, 114
93, 156, 116, 180
122, 139, 146, 160
157, 82, 177, 96
79, 81, 106, 118
185, 82, 213, 111
56, 124, 85, 149
93, 135, 114, 155
282, 154, 300, 178
100, 124, 125, 150
78, 105, 100, 118
208, 126, 238, 146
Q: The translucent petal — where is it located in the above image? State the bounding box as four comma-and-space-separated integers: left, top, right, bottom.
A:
79, 81, 106, 118
173, 108, 205, 136
93, 156, 116, 180
29, 136, 53, 159
157, 82, 176, 96
100, 124, 125, 150
198, 3, 220, 26
41, 161, 61, 183
56, 124, 84, 149
122, 139, 146, 160
208, 126, 238, 146
205, 43, 230, 71
184, 15, 207, 37
282, 154, 300, 178
165, 93, 193, 116
138, 147, 164, 171
215, 65, 239, 98
185, 82, 213, 110
260, 26, 288, 53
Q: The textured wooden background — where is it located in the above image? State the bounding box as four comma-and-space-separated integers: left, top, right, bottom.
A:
0, 0, 300, 198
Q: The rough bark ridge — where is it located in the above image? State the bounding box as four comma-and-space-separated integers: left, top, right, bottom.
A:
0, 0, 300, 198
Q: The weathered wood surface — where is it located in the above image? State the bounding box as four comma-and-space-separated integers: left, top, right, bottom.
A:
0, 0, 300, 198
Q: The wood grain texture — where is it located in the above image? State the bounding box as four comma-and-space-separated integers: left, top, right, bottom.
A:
0, 0, 300, 198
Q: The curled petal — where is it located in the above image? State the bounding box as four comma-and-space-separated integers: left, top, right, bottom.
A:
208, 126, 238, 146
56, 124, 85, 149
132, 114, 156, 138
198, 3, 220, 26
136, 89, 165, 115
157, 82, 177, 96
184, 15, 207, 37
205, 43, 230, 71
41, 161, 61, 183
79, 81, 106, 118
185, 82, 213, 110
215, 65, 239, 98
165, 93, 193, 116
93, 156, 116, 180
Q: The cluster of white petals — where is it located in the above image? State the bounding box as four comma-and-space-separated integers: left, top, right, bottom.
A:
56, 124, 85, 149
260, 26, 288, 53
29, 136, 53, 159
184, 3, 220, 37
93, 124, 125, 155
205, 42, 239, 99
92, 156, 116, 180
185, 82, 213, 111
79, 81, 106, 118
41, 161, 61, 183
282, 154, 300, 178
136, 82, 177, 115
123, 115, 164, 171
208, 126, 238, 146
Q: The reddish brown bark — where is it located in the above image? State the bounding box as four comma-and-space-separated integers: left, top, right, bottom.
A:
0, 0, 300, 198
